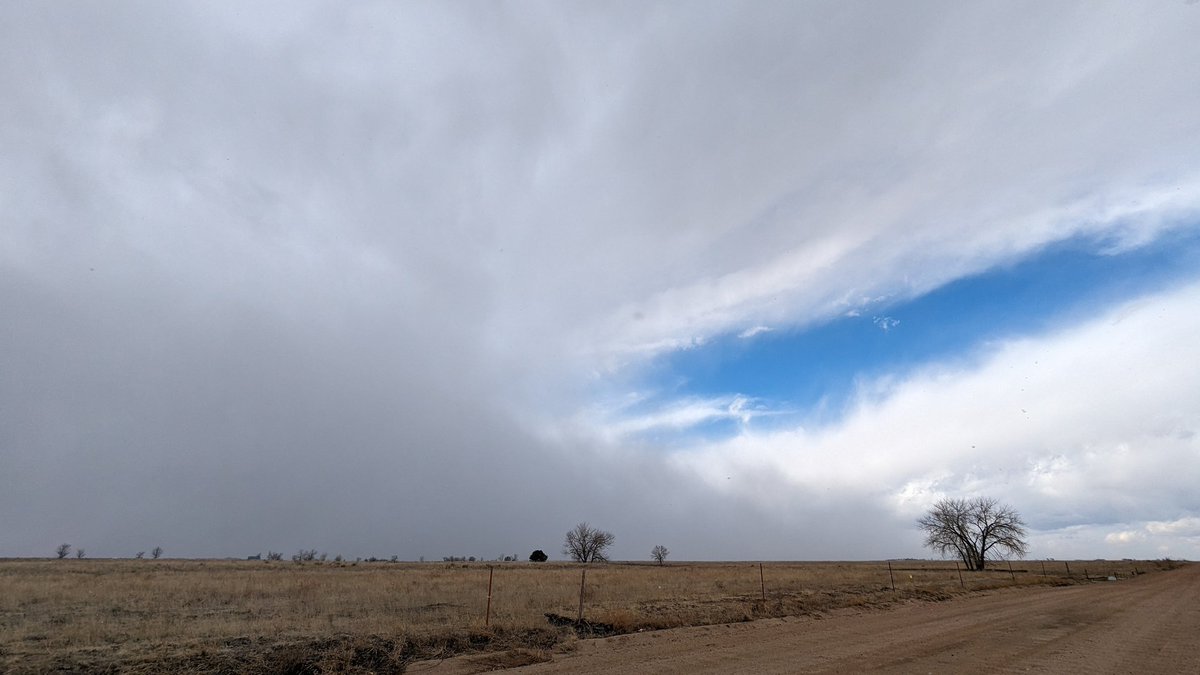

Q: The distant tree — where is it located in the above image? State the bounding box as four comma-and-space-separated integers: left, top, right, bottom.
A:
918, 496, 1028, 571
75, 548, 86, 559
529, 549, 548, 562
136, 551, 145, 559
151, 546, 164, 560
563, 522, 615, 563
651, 545, 670, 565
266, 551, 283, 561
56, 543, 71, 559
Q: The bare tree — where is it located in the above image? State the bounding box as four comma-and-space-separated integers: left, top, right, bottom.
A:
651, 545, 670, 565
563, 522, 615, 563
75, 548, 86, 559
55, 543, 71, 559
292, 549, 319, 563
918, 496, 1028, 571
151, 546, 164, 560
135, 551, 145, 559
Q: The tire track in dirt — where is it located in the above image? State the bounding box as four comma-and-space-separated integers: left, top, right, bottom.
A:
443, 564, 1200, 674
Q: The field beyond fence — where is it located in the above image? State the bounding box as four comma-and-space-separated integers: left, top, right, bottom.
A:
0, 557, 1182, 673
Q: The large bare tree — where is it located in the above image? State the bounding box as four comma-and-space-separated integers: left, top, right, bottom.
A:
918, 496, 1028, 570
651, 545, 669, 565
563, 522, 614, 563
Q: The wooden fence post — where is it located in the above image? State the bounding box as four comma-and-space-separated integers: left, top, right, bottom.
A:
759, 563, 766, 601
1065, 561, 1071, 578
485, 565, 494, 627
887, 560, 896, 593
955, 560, 964, 588
1041, 560, 1046, 577
577, 568, 587, 623
1008, 560, 1016, 582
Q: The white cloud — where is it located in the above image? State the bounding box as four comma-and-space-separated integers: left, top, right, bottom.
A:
581, 394, 773, 443
1146, 517, 1200, 537
738, 325, 773, 339
1104, 530, 1143, 545
873, 316, 900, 333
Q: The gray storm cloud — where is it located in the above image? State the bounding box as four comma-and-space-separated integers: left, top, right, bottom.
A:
3, 1, 1199, 559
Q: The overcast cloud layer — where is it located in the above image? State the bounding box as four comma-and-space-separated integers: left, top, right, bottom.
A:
3, 1, 1199, 561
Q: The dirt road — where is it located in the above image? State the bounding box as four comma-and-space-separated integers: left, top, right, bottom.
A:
421, 563, 1200, 674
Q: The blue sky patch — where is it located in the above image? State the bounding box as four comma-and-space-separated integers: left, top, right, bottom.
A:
632, 227, 1200, 437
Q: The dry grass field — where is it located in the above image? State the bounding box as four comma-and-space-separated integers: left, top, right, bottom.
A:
0, 557, 1172, 674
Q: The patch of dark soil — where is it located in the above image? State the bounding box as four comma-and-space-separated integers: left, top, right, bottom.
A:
462, 648, 553, 673
544, 613, 618, 637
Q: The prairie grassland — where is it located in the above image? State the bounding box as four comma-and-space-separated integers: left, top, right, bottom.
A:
0, 558, 1170, 673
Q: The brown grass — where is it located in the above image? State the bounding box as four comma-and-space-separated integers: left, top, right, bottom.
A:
0, 557, 1173, 673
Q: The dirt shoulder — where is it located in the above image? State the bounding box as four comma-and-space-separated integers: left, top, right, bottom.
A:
415, 563, 1199, 674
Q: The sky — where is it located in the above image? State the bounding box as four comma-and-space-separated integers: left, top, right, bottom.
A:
2, 1, 1199, 562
